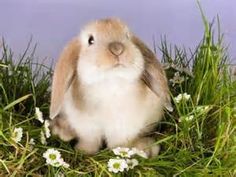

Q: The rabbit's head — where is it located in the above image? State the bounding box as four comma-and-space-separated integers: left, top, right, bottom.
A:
50, 18, 172, 120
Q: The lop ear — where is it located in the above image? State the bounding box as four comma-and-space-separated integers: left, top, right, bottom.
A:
50, 38, 80, 119
132, 36, 173, 112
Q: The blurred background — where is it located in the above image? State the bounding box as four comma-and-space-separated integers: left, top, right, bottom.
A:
0, 0, 235, 63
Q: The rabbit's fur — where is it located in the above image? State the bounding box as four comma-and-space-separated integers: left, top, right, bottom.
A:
50, 18, 172, 156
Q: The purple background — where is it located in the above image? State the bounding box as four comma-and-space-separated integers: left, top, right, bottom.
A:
0, 0, 235, 63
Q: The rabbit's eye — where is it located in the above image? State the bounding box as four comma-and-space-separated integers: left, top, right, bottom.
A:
88, 35, 94, 45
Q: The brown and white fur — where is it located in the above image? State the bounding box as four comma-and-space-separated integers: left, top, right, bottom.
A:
50, 18, 172, 157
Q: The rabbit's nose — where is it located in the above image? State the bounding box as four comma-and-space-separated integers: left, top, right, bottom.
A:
108, 42, 124, 56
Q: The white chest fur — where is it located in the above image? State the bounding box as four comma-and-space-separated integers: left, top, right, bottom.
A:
63, 78, 162, 148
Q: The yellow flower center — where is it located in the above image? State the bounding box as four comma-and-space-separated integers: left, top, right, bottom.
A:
49, 154, 57, 160
113, 162, 120, 169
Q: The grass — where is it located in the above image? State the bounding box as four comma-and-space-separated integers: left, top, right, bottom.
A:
0, 12, 236, 177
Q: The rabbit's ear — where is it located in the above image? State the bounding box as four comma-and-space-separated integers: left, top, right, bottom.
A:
50, 38, 80, 119
132, 36, 173, 112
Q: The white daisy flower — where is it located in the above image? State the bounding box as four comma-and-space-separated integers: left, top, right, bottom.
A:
28, 138, 35, 150
179, 115, 194, 122
186, 115, 194, 121
29, 138, 35, 145
35, 107, 44, 123
43, 148, 70, 168
59, 159, 70, 168
112, 147, 135, 158
131, 148, 148, 159
11, 127, 23, 143
126, 158, 139, 170
174, 94, 182, 103
44, 120, 51, 138
107, 158, 128, 173
40, 130, 47, 145
183, 93, 191, 100
169, 72, 185, 86
43, 148, 61, 165
174, 93, 191, 103
195, 105, 210, 113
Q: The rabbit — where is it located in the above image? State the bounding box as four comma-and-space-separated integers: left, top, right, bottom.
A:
50, 18, 172, 157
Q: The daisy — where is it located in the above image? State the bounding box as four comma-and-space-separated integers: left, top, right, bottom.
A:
107, 158, 128, 173
43, 148, 62, 165
183, 93, 191, 100
131, 148, 148, 159
174, 93, 191, 103
58, 159, 70, 168
29, 138, 35, 145
43, 149, 70, 168
112, 147, 135, 158
44, 120, 51, 138
40, 130, 47, 145
170, 72, 185, 86
11, 127, 23, 143
179, 115, 194, 122
126, 158, 139, 170
35, 107, 44, 123
28, 138, 35, 150
174, 94, 183, 103
195, 105, 210, 113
